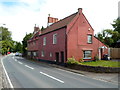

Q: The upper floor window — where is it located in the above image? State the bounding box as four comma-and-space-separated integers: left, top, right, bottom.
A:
87, 35, 92, 43
43, 37, 46, 45
53, 34, 57, 44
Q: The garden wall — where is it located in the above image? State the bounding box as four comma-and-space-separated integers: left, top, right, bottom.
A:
66, 64, 120, 73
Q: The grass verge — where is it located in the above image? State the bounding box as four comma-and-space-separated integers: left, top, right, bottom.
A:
81, 60, 120, 67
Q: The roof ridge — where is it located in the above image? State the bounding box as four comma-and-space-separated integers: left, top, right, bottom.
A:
41, 12, 77, 34
47, 12, 77, 27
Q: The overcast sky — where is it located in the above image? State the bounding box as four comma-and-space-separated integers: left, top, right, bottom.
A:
0, 0, 119, 42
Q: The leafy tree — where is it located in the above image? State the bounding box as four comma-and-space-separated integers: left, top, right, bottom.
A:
0, 27, 13, 55
22, 33, 33, 56
0, 27, 12, 40
103, 29, 113, 37
112, 18, 120, 33
97, 32, 104, 42
14, 42, 23, 53
96, 18, 120, 47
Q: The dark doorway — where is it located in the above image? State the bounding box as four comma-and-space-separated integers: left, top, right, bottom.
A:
61, 51, 64, 64
100, 48, 103, 59
55, 52, 59, 64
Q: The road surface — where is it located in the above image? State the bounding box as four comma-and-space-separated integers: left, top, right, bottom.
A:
1, 54, 119, 88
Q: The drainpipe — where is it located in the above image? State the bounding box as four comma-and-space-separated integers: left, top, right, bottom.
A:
98, 48, 101, 60
65, 27, 67, 63
108, 48, 110, 58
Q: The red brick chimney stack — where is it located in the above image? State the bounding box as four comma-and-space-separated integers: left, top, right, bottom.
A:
34, 24, 41, 35
78, 8, 82, 14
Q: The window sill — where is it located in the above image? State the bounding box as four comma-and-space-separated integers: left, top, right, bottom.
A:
87, 43, 92, 44
83, 58, 92, 59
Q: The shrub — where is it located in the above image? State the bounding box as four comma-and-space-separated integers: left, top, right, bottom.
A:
79, 58, 84, 62
94, 55, 99, 61
67, 57, 79, 65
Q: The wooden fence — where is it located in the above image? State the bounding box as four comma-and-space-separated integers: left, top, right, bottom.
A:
110, 48, 120, 59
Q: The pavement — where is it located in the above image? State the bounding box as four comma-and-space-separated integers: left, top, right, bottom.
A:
0, 55, 10, 89
0, 54, 119, 88
0, 55, 3, 89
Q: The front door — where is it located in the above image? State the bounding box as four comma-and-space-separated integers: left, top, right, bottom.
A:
61, 51, 64, 64
55, 52, 59, 64
100, 48, 103, 59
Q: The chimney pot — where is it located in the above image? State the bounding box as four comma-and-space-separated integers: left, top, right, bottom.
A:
78, 8, 82, 13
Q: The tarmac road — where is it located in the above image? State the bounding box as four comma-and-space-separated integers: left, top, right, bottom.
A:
1, 54, 119, 88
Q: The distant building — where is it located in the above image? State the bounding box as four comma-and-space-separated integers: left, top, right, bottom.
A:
27, 8, 108, 64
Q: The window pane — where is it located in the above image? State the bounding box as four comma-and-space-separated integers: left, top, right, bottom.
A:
43, 37, 46, 45
83, 51, 92, 59
28, 52, 31, 56
53, 34, 57, 44
33, 52, 36, 56
41, 51, 44, 57
88, 35, 92, 43
50, 52, 52, 57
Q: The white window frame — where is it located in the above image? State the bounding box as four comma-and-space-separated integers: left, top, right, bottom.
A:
87, 35, 92, 43
41, 51, 44, 57
50, 52, 52, 57
43, 37, 46, 45
28, 52, 31, 56
33, 52, 37, 56
83, 50, 92, 59
53, 34, 57, 44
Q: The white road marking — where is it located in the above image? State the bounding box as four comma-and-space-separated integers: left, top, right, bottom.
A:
1, 58, 14, 88
40, 71, 64, 83
25, 65, 34, 70
12, 57, 14, 59
15, 59, 17, 61
57, 68, 85, 76
18, 61, 23, 64
96, 78, 109, 82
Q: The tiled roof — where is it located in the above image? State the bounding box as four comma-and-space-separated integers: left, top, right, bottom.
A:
41, 12, 77, 34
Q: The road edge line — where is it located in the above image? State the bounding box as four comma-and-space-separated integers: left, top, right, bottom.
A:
1, 58, 14, 88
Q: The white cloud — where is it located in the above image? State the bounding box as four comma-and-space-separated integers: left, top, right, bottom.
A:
0, 0, 119, 42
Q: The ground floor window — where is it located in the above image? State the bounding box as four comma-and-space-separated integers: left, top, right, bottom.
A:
50, 52, 52, 57
28, 52, 31, 56
33, 52, 37, 56
41, 51, 45, 57
83, 50, 92, 59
